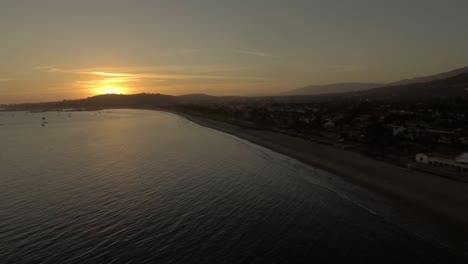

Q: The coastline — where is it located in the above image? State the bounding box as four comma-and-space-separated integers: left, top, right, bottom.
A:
176, 112, 468, 255
4, 108, 467, 256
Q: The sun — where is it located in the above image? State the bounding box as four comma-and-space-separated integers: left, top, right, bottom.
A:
97, 85, 127, 95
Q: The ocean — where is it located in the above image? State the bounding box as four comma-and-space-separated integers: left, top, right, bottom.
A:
0, 109, 463, 263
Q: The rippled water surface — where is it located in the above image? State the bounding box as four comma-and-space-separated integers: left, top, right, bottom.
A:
0, 110, 464, 263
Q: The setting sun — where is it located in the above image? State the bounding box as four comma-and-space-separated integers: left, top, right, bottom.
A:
97, 86, 127, 95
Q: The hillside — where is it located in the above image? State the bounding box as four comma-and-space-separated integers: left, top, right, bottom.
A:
391, 66, 468, 86
353, 73, 468, 100
286, 83, 384, 95
3, 72, 468, 112
285, 66, 468, 96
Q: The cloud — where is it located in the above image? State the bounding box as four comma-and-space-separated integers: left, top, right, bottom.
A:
89, 71, 136, 77
0, 78, 14, 82
44, 65, 272, 90
232, 49, 273, 58
160, 48, 200, 57
326, 65, 361, 72
33, 65, 56, 71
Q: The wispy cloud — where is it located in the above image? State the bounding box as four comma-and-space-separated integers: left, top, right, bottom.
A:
38, 65, 248, 75
33, 65, 56, 71
41, 65, 271, 90
232, 49, 273, 58
50, 68, 254, 80
326, 65, 361, 72
160, 48, 200, 57
0, 78, 14, 82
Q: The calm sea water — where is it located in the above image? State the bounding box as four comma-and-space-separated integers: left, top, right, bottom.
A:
0, 109, 464, 263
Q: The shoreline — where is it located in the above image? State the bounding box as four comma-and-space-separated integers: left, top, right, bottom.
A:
4, 108, 467, 256
176, 112, 468, 256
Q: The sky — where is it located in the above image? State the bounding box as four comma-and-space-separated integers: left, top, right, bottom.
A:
1, 0, 468, 103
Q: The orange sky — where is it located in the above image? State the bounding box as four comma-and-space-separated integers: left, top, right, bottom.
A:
1, 1, 468, 103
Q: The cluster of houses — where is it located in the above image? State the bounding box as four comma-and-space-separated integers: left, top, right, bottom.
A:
249, 103, 468, 146
391, 125, 468, 145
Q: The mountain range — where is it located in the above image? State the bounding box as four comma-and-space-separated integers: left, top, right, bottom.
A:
284, 83, 383, 95
2, 65, 468, 110
286, 66, 468, 95
352, 72, 468, 100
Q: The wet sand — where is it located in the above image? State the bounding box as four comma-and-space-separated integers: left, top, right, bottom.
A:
179, 113, 468, 257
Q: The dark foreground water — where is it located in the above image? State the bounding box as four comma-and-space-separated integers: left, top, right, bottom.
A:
0, 110, 464, 263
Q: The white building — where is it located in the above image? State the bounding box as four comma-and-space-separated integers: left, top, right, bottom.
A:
415, 153, 468, 172
455, 153, 468, 164
415, 153, 430, 163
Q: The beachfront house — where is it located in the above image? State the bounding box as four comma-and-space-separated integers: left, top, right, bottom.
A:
416, 153, 430, 164
415, 153, 468, 172
455, 153, 468, 164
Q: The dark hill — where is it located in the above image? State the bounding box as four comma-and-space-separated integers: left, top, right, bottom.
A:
286, 83, 383, 95
353, 73, 468, 100
390, 66, 468, 86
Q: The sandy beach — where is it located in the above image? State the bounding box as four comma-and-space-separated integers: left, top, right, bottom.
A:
178, 113, 468, 255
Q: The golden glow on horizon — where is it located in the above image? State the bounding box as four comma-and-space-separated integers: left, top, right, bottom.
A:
96, 85, 127, 95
